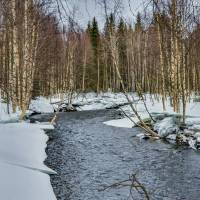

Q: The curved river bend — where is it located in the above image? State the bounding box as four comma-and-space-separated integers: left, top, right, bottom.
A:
42, 110, 200, 200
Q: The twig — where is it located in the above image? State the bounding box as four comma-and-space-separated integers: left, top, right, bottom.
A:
99, 173, 150, 200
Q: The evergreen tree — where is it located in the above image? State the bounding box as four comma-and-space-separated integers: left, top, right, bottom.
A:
109, 13, 115, 32
135, 12, 143, 32
117, 18, 128, 87
86, 21, 91, 34
89, 17, 101, 91
90, 17, 100, 56
118, 18, 126, 47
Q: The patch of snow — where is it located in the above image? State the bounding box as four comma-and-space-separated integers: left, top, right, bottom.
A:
104, 117, 135, 128
188, 139, 196, 150
166, 134, 177, 141
194, 132, 200, 138
0, 122, 57, 200
78, 102, 107, 111
180, 134, 188, 143
0, 162, 57, 200
29, 97, 54, 113
75, 92, 130, 111
104, 112, 150, 128
0, 122, 56, 174
154, 117, 179, 138
34, 122, 55, 130
197, 137, 200, 143
0, 100, 21, 123
188, 124, 200, 131
28, 92, 131, 113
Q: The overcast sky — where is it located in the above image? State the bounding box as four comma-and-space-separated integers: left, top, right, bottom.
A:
63, 0, 146, 28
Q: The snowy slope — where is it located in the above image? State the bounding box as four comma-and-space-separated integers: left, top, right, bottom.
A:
0, 162, 57, 200
0, 122, 57, 200
0, 122, 56, 174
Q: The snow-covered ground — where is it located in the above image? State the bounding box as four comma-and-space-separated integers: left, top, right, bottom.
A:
103, 94, 200, 149
1, 92, 127, 121
104, 95, 200, 128
0, 100, 21, 122
0, 122, 55, 174
0, 122, 57, 200
30, 92, 130, 113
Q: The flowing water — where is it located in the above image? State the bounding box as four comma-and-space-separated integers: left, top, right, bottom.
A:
40, 110, 200, 200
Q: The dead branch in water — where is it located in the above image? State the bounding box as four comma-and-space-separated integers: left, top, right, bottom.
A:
99, 174, 150, 200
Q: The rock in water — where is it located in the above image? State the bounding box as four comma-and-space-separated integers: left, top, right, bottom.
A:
136, 133, 150, 140
154, 117, 179, 138
58, 103, 77, 112
176, 133, 188, 145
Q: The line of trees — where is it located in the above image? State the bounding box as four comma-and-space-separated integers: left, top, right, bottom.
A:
0, 0, 65, 116
0, 0, 200, 119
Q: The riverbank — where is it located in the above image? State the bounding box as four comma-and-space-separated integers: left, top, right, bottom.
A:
0, 122, 56, 200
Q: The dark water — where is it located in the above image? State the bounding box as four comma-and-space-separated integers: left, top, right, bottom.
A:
41, 110, 200, 200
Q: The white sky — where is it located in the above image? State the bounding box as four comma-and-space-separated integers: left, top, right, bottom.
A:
63, 0, 146, 28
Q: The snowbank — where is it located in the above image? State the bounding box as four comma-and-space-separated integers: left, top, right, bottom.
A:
28, 92, 131, 113
0, 122, 57, 200
74, 92, 129, 111
154, 117, 179, 137
0, 162, 57, 200
104, 94, 200, 150
104, 95, 200, 129
0, 101, 21, 123
29, 97, 55, 113
0, 122, 55, 174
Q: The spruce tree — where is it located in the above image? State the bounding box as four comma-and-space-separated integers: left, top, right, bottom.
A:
89, 17, 100, 59
86, 21, 91, 34
89, 17, 100, 91
117, 18, 128, 87
135, 12, 143, 32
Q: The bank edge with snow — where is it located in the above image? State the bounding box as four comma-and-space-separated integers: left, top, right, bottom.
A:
0, 122, 57, 200
104, 98, 200, 150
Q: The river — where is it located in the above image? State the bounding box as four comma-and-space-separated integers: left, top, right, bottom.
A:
40, 109, 200, 200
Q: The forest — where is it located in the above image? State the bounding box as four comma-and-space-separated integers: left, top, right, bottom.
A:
1, 1, 200, 199
0, 0, 200, 119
